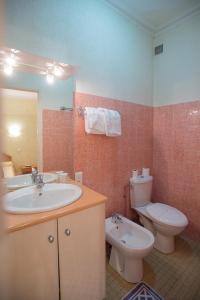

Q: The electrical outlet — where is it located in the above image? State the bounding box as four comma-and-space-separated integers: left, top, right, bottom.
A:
75, 171, 83, 183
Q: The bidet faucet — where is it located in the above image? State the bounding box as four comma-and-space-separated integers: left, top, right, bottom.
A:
111, 213, 123, 224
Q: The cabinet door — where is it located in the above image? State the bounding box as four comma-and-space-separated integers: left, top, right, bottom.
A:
58, 204, 105, 300
3, 220, 59, 300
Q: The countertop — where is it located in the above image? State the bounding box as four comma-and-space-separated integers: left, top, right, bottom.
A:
4, 180, 107, 233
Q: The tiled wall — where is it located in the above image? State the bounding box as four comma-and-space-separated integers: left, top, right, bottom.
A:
43, 110, 74, 176
42, 96, 199, 239
153, 101, 200, 239
73, 92, 153, 217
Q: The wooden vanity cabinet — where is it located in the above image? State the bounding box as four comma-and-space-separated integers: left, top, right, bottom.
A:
58, 203, 105, 300
5, 219, 59, 300
5, 203, 105, 300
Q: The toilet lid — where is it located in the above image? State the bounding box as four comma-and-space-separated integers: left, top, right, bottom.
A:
146, 203, 188, 227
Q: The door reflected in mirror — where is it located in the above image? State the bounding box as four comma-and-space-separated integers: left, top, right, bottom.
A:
1, 88, 38, 177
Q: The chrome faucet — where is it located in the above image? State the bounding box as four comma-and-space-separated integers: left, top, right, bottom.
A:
31, 168, 38, 184
32, 168, 45, 194
35, 174, 45, 190
111, 213, 123, 224
34, 174, 45, 196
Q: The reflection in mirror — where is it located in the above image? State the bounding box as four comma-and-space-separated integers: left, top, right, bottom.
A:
1, 89, 38, 177
1, 47, 76, 182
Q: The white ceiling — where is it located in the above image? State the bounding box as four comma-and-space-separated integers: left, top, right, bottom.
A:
106, 0, 200, 31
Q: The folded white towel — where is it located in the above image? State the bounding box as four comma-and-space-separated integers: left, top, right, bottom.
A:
102, 108, 121, 136
84, 107, 105, 134
84, 106, 121, 136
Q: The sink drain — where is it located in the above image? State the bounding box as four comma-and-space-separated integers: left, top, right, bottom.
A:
121, 239, 126, 244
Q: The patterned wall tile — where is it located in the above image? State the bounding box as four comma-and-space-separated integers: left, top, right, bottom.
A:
42, 95, 199, 240
153, 101, 200, 239
73, 92, 153, 217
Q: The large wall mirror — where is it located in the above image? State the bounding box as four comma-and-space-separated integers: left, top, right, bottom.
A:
1, 47, 75, 179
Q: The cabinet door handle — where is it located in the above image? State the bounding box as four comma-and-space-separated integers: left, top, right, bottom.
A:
48, 235, 54, 243
65, 229, 71, 236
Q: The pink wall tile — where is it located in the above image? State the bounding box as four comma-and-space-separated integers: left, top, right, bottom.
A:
43, 110, 74, 176
42, 95, 199, 240
153, 101, 200, 240
73, 92, 153, 218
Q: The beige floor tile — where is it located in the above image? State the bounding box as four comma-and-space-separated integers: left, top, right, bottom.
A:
105, 236, 200, 300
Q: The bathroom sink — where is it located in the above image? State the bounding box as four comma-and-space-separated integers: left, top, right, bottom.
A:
5, 173, 57, 190
4, 183, 82, 214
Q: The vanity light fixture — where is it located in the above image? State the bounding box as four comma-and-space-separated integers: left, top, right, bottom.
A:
1, 47, 75, 83
46, 73, 55, 84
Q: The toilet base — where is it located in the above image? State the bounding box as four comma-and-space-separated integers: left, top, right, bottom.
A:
154, 232, 175, 254
139, 214, 176, 254
109, 246, 143, 283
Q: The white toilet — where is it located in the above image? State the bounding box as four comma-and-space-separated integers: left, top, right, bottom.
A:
130, 175, 188, 254
105, 214, 154, 283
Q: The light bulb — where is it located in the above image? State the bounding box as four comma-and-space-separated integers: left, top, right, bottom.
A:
5, 54, 16, 66
46, 73, 54, 84
53, 66, 64, 77
8, 123, 21, 138
3, 64, 13, 76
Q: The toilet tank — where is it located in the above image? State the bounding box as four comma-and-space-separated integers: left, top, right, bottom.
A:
130, 175, 153, 208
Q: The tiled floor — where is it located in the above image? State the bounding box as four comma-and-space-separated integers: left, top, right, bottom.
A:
106, 236, 200, 300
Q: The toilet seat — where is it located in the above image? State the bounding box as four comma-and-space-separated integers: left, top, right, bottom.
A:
146, 203, 188, 227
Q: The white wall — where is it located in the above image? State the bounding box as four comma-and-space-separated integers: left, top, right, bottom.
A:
154, 12, 200, 106
5, 0, 153, 106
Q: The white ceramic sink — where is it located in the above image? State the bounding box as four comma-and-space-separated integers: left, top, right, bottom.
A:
4, 183, 82, 214
5, 173, 57, 190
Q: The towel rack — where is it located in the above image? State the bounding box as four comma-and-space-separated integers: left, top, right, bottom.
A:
77, 105, 121, 117
77, 106, 86, 116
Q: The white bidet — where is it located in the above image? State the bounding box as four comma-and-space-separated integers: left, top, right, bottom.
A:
105, 215, 154, 283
